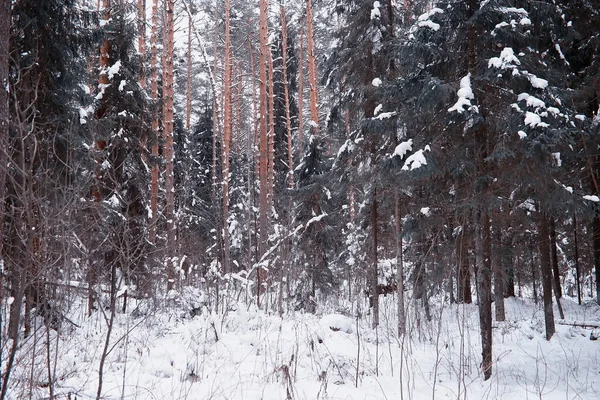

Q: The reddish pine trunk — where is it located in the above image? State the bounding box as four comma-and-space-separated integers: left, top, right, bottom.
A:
163, 0, 176, 291
306, 0, 319, 135
281, 6, 294, 188
149, 0, 159, 245
257, 0, 269, 304
222, 0, 233, 274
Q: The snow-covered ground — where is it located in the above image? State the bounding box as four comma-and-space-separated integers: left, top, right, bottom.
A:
4, 292, 600, 399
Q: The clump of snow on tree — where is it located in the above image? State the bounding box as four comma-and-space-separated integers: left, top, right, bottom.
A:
402, 145, 431, 170
370, 1, 381, 20
372, 77, 382, 87
448, 73, 477, 113
393, 139, 413, 159
489, 47, 520, 69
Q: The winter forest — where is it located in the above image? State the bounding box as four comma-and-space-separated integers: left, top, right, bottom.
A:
1, 0, 600, 398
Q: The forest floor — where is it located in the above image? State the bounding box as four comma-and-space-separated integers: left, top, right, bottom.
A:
4, 289, 600, 399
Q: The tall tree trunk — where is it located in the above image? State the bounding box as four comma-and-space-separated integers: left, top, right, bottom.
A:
531, 239, 538, 304
0, 0, 9, 263
186, 11, 192, 131
211, 0, 220, 203
574, 214, 582, 305
370, 189, 379, 328
549, 218, 564, 319
257, 0, 269, 305
280, 5, 294, 188
163, 0, 176, 291
149, 0, 159, 246
306, 0, 319, 135
395, 195, 405, 336
298, 28, 304, 155
492, 213, 505, 322
549, 218, 562, 298
457, 219, 472, 304
539, 211, 555, 340
267, 42, 276, 204
593, 211, 600, 305
222, 0, 232, 275
478, 210, 492, 380
137, 0, 146, 89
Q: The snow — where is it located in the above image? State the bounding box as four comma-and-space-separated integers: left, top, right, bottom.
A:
393, 139, 413, 159
417, 7, 444, 22
518, 92, 545, 108
370, 1, 381, 20
524, 112, 549, 128
418, 20, 440, 31
372, 77, 382, 87
420, 207, 431, 216
6, 294, 600, 400
499, 7, 528, 15
373, 111, 396, 120
118, 79, 126, 92
107, 60, 121, 80
552, 152, 562, 167
374, 103, 382, 115
583, 195, 600, 202
520, 17, 531, 25
448, 73, 476, 114
528, 74, 548, 89
402, 145, 430, 171
575, 114, 586, 121
488, 47, 520, 69
518, 130, 527, 139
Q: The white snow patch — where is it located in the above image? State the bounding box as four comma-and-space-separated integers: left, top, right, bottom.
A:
393, 139, 413, 159
370, 1, 381, 20
374, 104, 383, 115
528, 74, 548, 89
448, 73, 476, 113
418, 20, 440, 31
372, 77, 382, 87
489, 47, 520, 69
402, 145, 430, 171
583, 195, 600, 202
518, 130, 527, 139
107, 60, 121, 80
420, 207, 431, 216
374, 111, 396, 120
524, 112, 549, 128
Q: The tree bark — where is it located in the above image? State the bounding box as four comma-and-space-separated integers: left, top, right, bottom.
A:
594, 211, 600, 305
574, 214, 582, 305
221, 0, 233, 275
257, 0, 269, 304
0, 0, 9, 272
163, 0, 176, 291
137, 0, 146, 89
186, 11, 192, 131
267, 41, 276, 204
539, 211, 555, 340
306, 0, 319, 135
395, 195, 405, 336
478, 210, 492, 380
492, 213, 505, 322
149, 0, 159, 246
280, 5, 294, 188
370, 189, 379, 328
457, 220, 472, 304
549, 218, 564, 319
298, 28, 304, 155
